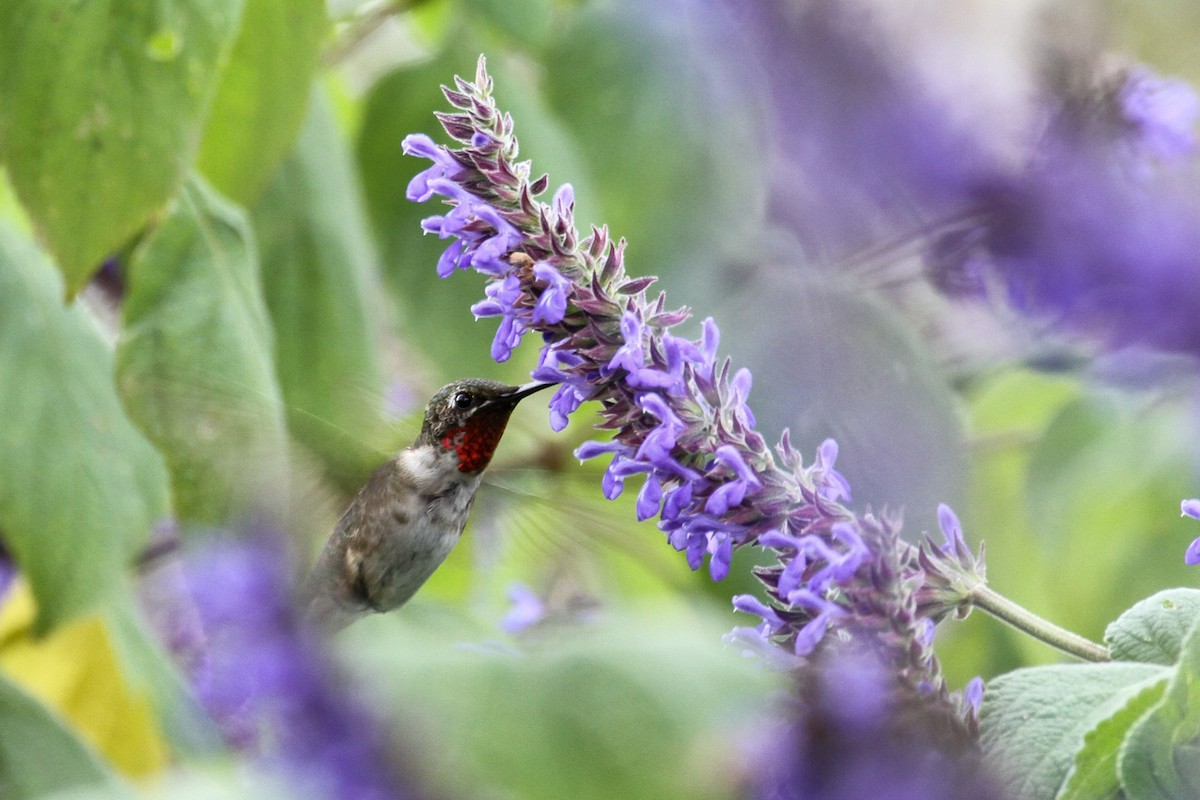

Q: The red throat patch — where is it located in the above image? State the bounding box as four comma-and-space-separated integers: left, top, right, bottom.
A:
440, 410, 512, 473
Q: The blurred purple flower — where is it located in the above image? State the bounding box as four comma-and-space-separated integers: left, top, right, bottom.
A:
501, 582, 546, 634
0, 539, 15, 604
1117, 66, 1199, 161
737, 0, 993, 257
974, 140, 1200, 357
149, 528, 427, 800
400, 57, 982, 719
750, 645, 1000, 800
918, 60, 1200, 357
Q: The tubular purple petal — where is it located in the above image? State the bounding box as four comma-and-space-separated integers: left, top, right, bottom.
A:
1182, 498, 1200, 520
1187, 537, 1200, 567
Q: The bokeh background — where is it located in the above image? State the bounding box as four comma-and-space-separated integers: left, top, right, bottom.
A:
1, 0, 1199, 797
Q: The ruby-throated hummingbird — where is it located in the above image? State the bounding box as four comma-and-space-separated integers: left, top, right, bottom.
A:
304, 378, 555, 631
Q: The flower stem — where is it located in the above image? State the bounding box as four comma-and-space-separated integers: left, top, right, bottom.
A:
968, 584, 1110, 662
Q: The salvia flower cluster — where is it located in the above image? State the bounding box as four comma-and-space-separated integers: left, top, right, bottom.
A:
402, 57, 985, 710
752, 643, 998, 800
143, 528, 424, 800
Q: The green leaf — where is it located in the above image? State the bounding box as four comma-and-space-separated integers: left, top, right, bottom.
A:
1118, 616, 1200, 800
117, 177, 289, 524
0, 0, 244, 294
251, 88, 391, 489
197, 0, 328, 204
1057, 677, 1168, 800
337, 604, 781, 800
1106, 589, 1200, 666
980, 662, 1169, 800
0, 225, 169, 633
0, 672, 131, 799
102, 598, 223, 758
464, 0, 555, 50
541, 2, 766, 294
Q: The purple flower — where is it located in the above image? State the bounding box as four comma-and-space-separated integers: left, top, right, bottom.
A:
749, 644, 1001, 800
402, 133, 464, 202
737, 0, 992, 259
402, 56, 972, 720
501, 582, 546, 634
0, 539, 15, 604
1182, 499, 1200, 566
532, 262, 571, 324
1118, 67, 1200, 161
147, 529, 425, 799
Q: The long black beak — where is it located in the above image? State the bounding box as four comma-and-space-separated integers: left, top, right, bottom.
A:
504, 380, 558, 403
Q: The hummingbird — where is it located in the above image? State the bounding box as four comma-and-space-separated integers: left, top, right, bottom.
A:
303, 378, 555, 631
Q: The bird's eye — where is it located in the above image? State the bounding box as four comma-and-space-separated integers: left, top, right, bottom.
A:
453, 391, 474, 409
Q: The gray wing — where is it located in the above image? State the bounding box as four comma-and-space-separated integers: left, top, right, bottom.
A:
302, 461, 407, 633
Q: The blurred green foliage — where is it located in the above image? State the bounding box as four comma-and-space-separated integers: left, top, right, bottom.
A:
0, 0, 1197, 797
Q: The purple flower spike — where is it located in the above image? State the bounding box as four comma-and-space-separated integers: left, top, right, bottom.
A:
146, 529, 423, 799
402, 55, 974, 723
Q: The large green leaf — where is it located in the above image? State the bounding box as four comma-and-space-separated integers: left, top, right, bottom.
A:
0, 225, 169, 633
0, 672, 131, 799
979, 662, 1169, 800
1057, 677, 1167, 800
0, 0, 244, 295
1118, 616, 1200, 800
117, 177, 289, 524
1106, 589, 1200, 666
197, 0, 328, 204
252, 88, 390, 490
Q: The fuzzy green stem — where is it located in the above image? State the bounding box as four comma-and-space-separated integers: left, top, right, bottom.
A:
968, 584, 1110, 662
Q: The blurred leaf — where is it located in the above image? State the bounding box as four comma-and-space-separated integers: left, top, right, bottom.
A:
0, 0, 243, 294
117, 177, 289, 524
1022, 389, 1198, 638
102, 596, 224, 758
1106, 589, 1200, 666
0, 224, 169, 633
252, 88, 391, 489
197, 0, 328, 204
0, 583, 167, 778
0, 670, 131, 799
1118, 616, 1200, 800
0, 171, 32, 236
979, 662, 1168, 800
541, 1, 767, 291
1057, 677, 1166, 800
339, 604, 779, 800
464, 0, 555, 51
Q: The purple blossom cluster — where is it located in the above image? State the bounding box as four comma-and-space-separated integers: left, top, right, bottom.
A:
402, 57, 983, 704
145, 528, 425, 800
751, 644, 997, 800
741, 1, 1200, 359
